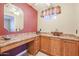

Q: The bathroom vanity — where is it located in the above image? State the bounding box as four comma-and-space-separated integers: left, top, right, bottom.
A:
0, 33, 79, 56
0, 33, 40, 56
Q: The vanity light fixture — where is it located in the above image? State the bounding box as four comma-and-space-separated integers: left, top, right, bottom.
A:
41, 5, 61, 20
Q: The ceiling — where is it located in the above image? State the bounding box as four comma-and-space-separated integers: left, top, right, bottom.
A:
29, 3, 55, 12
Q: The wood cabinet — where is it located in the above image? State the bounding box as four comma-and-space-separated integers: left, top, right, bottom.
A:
62, 40, 78, 56
40, 36, 79, 56
40, 36, 62, 56
78, 42, 79, 55
50, 37, 62, 56
34, 36, 40, 53
27, 36, 40, 55
40, 36, 50, 55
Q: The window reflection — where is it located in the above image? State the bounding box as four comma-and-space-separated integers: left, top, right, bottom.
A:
4, 15, 15, 32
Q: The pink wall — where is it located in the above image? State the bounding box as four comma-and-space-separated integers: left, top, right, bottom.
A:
0, 3, 37, 35
0, 4, 4, 35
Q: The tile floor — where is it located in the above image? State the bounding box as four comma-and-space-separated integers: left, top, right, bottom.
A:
36, 52, 48, 56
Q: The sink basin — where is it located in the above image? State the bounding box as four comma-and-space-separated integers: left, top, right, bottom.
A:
51, 32, 63, 36
3, 37, 11, 40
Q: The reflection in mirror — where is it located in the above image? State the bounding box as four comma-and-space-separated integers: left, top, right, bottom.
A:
4, 4, 24, 32
4, 15, 15, 32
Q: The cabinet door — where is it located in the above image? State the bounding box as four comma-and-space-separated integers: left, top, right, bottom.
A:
50, 38, 62, 56
27, 40, 35, 55
40, 36, 50, 54
34, 36, 40, 54
63, 40, 78, 56
27, 37, 40, 55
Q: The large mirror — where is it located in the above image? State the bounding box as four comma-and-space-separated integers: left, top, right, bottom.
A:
4, 4, 24, 32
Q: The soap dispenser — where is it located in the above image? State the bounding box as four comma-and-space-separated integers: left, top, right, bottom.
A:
76, 29, 78, 34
